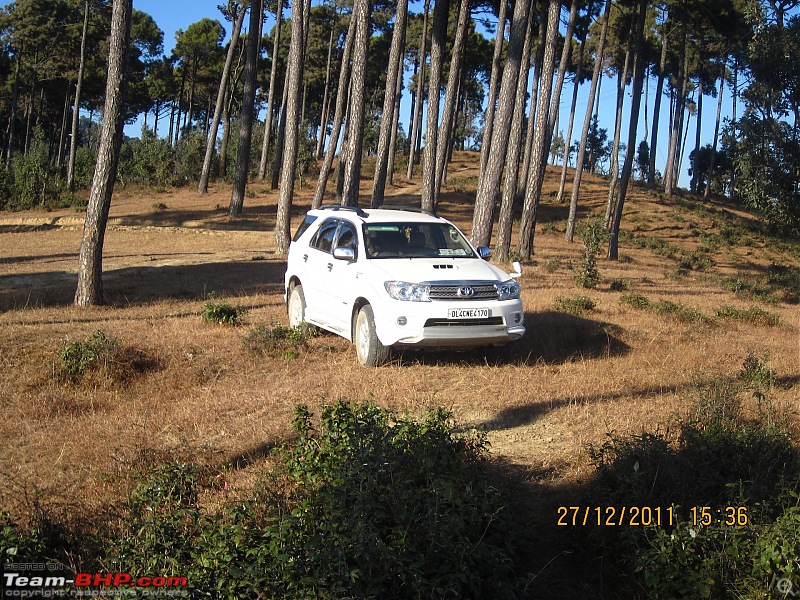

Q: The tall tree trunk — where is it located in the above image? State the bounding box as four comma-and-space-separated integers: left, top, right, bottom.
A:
387, 57, 404, 186
199, 4, 246, 194
312, 13, 357, 208
566, 0, 611, 242
371, 0, 409, 207
406, 0, 431, 180
259, 2, 284, 180
229, 0, 265, 215
470, 0, 532, 247
691, 77, 704, 194
420, 0, 450, 212
664, 26, 687, 196
608, 0, 648, 260
432, 0, 470, 210
495, 3, 534, 261
556, 39, 585, 204
5, 51, 23, 168
275, 0, 310, 253
704, 64, 726, 200
545, 0, 578, 162
67, 0, 90, 189
315, 25, 336, 159
518, 7, 547, 207
74, 0, 132, 307
605, 16, 635, 226
56, 90, 70, 169
271, 60, 292, 189
516, 0, 561, 260
479, 0, 508, 176
341, 0, 371, 207
649, 16, 669, 187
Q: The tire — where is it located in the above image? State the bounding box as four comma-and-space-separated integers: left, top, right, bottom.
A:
287, 284, 307, 329
354, 304, 389, 366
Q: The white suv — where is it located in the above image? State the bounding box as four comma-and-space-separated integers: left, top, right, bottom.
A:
284, 206, 525, 365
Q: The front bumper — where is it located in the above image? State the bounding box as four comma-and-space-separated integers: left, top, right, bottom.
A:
373, 299, 525, 348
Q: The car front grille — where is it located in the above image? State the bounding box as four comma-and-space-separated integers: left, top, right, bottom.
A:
424, 317, 504, 327
428, 283, 499, 301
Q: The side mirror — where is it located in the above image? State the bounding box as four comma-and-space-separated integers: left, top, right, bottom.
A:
333, 246, 355, 261
478, 246, 491, 260
510, 261, 522, 279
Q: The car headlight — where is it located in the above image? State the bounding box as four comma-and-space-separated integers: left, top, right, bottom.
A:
384, 281, 431, 302
497, 279, 521, 301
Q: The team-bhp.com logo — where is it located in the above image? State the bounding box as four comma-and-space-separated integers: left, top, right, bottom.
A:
3, 565, 188, 598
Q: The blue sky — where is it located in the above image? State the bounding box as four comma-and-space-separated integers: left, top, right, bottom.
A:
129, 0, 709, 187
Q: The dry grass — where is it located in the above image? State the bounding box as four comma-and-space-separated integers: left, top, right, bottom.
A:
1, 155, 798, 585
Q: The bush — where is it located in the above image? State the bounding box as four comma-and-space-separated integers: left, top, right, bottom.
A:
107, 401, 523, 598
555, 295, 597, 315
715, 306, 780, 326
244, 324, 312, 359
586, 358, 800, 598
58, 330, 115, 380
201, 298, 247, 325
56, 330, 158, 384
574, 217, 609, 289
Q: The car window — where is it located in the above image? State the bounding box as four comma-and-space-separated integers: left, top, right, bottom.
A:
292, 215, 318, 242
335, 221, 358, 258
364, 222, 475, 259
311, 219, 339, 253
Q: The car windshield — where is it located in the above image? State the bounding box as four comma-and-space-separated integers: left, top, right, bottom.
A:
364, 222, 477, 259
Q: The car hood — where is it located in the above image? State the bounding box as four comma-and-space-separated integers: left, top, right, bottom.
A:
367, 257, 512, 283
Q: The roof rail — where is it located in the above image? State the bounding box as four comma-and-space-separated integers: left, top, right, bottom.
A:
375, 204, 438, 217
318, 204, 369, 219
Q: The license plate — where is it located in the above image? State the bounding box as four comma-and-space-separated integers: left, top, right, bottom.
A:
448, 308, 489, 319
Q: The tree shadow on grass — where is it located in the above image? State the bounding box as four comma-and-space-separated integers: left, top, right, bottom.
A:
0, 258, 287, 310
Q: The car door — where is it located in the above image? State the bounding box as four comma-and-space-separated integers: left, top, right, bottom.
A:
303, 218, 340, 327
325, 220, 361, 332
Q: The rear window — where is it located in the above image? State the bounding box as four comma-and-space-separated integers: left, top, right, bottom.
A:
292, 215, 318, 242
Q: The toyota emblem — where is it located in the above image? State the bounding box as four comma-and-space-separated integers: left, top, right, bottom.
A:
457, 286, 475, 297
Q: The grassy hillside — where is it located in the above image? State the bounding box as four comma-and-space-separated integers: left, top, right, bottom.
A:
1, 153, 798, 597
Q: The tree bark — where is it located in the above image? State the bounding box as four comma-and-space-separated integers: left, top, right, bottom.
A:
67, 0, 90, 190
470, 0, 532, 248
664, 26, 687, 196
259, 2, 284, 180
608, 0, 648, 260
406, 0, 431, 180
341, 0, 371, 207
371, 0, 409, 207
566, 0, 611, 243
556, 39, 584, 204
315, 25, 336, 159
648, 16, 669, 187
312, 13, 356, 208
478, 0, 508, 176
199, 4, 246, 194
432, 0, 470, 210
74, 0, 132, 307
420, 0, 449, 212
274, 0, 310, 253
229, 0, 265, 215
704, 65, 726, 200
387, 57, 404, 186
516, 0, 561, 260
494, 7, 535, 261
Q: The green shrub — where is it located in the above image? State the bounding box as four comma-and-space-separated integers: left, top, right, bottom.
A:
244, 324, 311, 359
106, 402, 523, 598
609, 279, 628, 292
58, 330, 115, 379
555, 295, 597, 315
543, 258, 561, 272
715, 306, 780, 326
653, 299, 705, 323
574, 217, 609, 289
201, 299, 247, 325
620, 292, 652, 310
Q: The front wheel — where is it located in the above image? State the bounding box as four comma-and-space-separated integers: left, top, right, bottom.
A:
287, 284, 307, 329
354, 305, 389, 366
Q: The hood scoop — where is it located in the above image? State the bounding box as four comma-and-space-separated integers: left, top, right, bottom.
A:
433, 264, 454, 269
